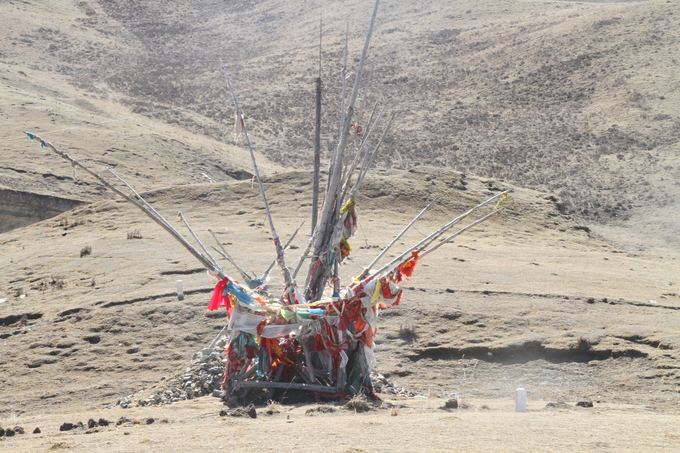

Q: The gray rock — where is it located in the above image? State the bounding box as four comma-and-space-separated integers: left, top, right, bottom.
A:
442, 398, 458, 410
116, 417, 133, 426
546, 402, 569, 409
59, 423, 76, 432
212, 389, 224, 398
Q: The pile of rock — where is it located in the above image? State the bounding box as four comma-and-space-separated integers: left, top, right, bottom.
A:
371, 372, 417, 397
118, 344, 226, 408
0, 426, 27, 437
59, 422, 85, 432
59, 419, 111, 432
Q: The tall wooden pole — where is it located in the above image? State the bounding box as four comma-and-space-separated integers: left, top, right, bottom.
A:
220, 68, 296, 298
306, 0, 380, 302
311, 17, 322, 234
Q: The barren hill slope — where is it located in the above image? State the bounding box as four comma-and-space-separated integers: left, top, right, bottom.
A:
1, 169, 678, 417
2, 0, 677, 227
0, 0, 277, 231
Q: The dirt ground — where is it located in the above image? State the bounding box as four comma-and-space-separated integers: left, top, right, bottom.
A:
1, 0, 679, 451
1, 169, 679, 450
4, 397, 680, 453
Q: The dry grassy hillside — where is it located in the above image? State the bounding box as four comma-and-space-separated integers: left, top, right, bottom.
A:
2, 0, 677, 227
0, 0, 277, 204
1, 169, 678, 418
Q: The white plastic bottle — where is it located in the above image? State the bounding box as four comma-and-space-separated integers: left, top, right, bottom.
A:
176, 279, 185, 301
515, 387, 527, 412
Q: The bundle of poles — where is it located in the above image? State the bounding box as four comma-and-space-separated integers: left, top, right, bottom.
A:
24, 0, 510, 402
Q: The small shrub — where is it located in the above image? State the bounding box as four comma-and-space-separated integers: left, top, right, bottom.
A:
39, 276, 65, 291
57, 217, 84, 230
574, 337, 592, 351
52, 277, 65, 290
80, 246, 92, 258
398, 325, 418, 343
127, 229, 143, 240
344, 395, 371, 413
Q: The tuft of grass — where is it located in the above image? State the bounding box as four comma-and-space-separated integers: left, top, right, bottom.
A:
37, 276, 64, 292
398, 325, 418, 343
57, 217, 84, 230
127, 229, 143, 240
344, 395, 371, 413
574, 337, 592, 352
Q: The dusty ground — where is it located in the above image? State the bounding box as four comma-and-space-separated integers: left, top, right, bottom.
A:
1, 169, 679, 450
4, 398, 680, 452
1, 0, 679, 451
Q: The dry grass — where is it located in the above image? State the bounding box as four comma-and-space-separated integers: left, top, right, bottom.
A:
126, 230, 143, 240
15, 0, 671, 222
398, 325, 418, 343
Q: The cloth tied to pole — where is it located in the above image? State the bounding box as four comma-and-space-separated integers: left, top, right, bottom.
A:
379, 277, 403, 308
395, 251, 420, 282
208, 277, 229, 311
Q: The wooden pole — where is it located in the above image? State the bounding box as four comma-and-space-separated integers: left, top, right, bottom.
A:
345, 112, 395, 202
306, 0, 380, 302
341, 103, 382, 193
359, 199, 435, 279
291, 236, 314, 280
210, 246, 254, 284
312, 80, 322, 234
338, 22, 349, 136
421, 209, 500, 258
260, 220, 305, 283
25, 132, 221, 275
325, 21, 350, 193
178, 211, 220, 270
367, 191, 509, 279
311, 16, 323, 234
207, 229, 254, 282
220, 68, 296, 299
107, 168, 169, 223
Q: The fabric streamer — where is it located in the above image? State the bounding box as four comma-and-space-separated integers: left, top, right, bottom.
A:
395, 251, 420, 282
208, 277, 229, 311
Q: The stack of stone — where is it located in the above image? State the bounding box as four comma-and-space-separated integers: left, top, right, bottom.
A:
370, 372, 417, 397
118, 340, 227, 408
